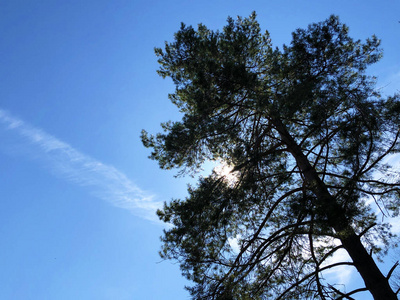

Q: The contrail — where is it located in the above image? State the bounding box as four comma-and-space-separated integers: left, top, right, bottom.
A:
0, 108, 162, 222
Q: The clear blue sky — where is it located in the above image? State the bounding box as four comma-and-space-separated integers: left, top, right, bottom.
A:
0, 1, 399, 299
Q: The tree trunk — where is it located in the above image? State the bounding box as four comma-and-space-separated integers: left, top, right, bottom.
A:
273, 118, 397, 300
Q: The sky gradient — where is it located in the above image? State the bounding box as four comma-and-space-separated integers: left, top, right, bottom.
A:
0, 1, 399, 299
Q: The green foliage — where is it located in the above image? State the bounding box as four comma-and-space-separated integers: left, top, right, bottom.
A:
143, 13, 400, 299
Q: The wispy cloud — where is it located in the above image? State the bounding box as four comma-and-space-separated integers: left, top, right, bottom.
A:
0, 108, 162, 222
320, 246, 355, 287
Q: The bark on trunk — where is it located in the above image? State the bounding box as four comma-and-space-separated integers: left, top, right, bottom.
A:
273, 118, 397, 300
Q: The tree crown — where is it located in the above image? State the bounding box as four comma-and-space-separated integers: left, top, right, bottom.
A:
142, 13, 400, 299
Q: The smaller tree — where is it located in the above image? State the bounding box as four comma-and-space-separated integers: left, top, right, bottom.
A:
143, 13, 400, 299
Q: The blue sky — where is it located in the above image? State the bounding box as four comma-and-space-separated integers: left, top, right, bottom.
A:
0, 1, 399, 299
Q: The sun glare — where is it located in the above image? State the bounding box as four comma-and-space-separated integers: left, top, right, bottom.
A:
214, 162, 239, 186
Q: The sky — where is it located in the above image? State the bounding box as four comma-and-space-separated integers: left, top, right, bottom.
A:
0, 1, 399, 299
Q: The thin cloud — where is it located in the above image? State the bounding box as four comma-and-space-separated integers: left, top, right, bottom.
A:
320, 246, 355, 287
0, 108, 162, 222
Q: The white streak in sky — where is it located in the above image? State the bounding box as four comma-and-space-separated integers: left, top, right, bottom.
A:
0, 108, 161, 222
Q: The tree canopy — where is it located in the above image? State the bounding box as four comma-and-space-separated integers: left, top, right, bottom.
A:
142, 13, 400, 299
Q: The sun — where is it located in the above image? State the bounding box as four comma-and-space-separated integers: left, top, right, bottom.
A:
213, 161, 239, 186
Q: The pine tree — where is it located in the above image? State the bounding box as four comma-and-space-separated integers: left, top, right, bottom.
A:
142, 13, 400, 299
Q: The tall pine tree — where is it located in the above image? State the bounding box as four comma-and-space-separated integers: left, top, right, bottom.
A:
142, 13, 400, 299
